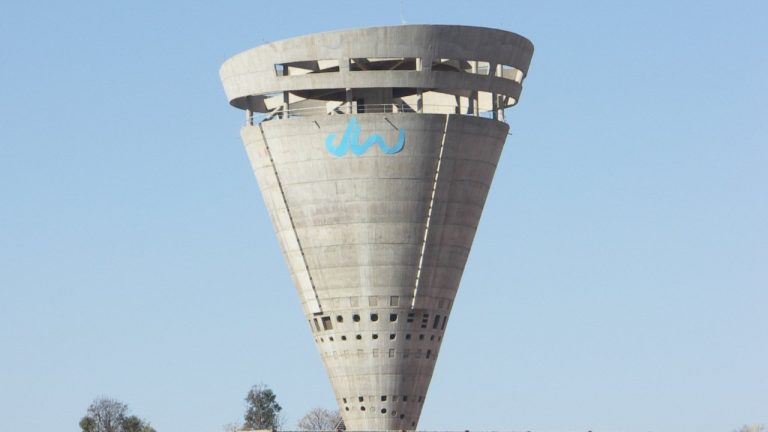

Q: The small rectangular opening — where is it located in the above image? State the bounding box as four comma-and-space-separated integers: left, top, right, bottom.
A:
475, 61, 491, 75
432, 315, 441, 329
350, 57, 419, 71
431, 58, 471, 73
431, 58, 493, 75
275, 59, 340, 77
321, 316, 333, 331
500, 64, 524, 83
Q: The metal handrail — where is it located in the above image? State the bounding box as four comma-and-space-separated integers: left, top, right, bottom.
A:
248, 103, 503, 125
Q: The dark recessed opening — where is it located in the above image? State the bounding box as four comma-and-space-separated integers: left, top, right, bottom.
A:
353, 314, 360, 322
433, 315, 441, 329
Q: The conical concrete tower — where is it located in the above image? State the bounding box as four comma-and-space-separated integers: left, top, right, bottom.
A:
220, 25, 533, 431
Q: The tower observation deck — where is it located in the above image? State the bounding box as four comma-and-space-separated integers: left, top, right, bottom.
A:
220, 25, 533, 431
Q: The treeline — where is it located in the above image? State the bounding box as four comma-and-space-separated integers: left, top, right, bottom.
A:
79, 383, 342, 432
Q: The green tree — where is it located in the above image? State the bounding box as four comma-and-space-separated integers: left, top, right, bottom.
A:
79, 416, 97, 432
122, 415, 156, 432
243, 384, 283, 430
79, 397, 156, 432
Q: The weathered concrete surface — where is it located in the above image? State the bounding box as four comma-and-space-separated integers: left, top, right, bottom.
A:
241, 113, 507, 430
221, 25, 533, 431
220, 25, 533, 112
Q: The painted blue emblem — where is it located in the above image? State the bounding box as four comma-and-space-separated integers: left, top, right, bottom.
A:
325, 117, 405, 156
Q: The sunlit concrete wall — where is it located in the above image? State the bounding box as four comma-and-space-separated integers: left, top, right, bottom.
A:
221, 25, 533, 431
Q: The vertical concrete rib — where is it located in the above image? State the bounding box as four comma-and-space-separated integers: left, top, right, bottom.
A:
257, 123, 322, 314
411, 114, 451, 309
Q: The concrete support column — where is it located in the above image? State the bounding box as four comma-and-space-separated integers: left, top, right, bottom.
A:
417, 89, 423, 113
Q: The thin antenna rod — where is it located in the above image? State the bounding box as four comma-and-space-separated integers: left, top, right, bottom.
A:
400, 0, 406, 24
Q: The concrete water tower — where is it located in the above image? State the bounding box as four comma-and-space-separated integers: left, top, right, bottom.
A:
220, 25, 533, 431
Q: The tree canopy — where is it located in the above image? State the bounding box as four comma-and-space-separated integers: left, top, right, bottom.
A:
297, 407, 342, 431
243, 384, 283, 430
79, 397, 156, 432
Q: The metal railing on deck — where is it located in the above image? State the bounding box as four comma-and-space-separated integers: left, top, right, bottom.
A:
247, 103, 504, 125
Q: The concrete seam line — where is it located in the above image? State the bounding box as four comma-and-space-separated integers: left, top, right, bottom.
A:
258, 123, 322, 313
411, 113, 451, 310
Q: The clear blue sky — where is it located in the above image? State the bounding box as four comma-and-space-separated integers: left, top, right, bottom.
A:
1, 1, 766, 431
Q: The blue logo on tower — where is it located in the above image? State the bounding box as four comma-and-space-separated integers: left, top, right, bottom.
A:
325, 117, 405, 157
